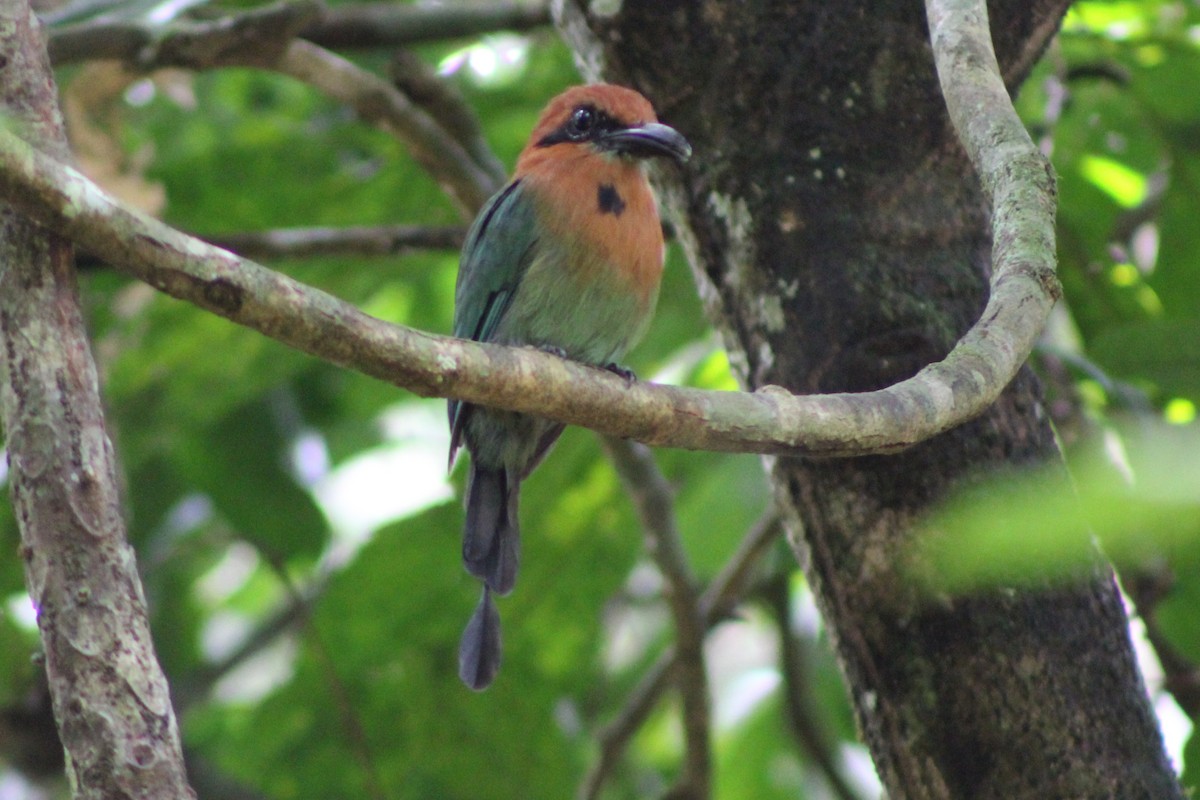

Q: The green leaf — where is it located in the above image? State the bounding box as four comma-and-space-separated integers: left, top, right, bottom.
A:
188, 495, 621, 799
716, 691, 802, 800
912, 424, 1200, 591
175, 398, 327, 563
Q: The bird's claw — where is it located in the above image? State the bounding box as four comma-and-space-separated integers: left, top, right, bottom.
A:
603, 362, 637, 385
535, 343, 569, 359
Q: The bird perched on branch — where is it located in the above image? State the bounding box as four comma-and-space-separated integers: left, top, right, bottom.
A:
448, 84, 691, 690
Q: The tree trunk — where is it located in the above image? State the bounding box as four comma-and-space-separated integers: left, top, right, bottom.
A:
0, 5, 194, 798
558, 1, 1183, 796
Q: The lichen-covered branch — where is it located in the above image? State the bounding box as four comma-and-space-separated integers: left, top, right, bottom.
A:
925, 0, 1060, 326
0, 5, 192, 798
0, 127, 1057, 458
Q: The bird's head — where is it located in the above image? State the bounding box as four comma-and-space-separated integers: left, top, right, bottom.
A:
522, 84, 692, 166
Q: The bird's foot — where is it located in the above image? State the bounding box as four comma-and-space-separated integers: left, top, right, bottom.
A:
534, 343, 569, 359
603, 362, 637, 385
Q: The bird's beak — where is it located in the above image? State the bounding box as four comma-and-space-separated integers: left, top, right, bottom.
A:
601, 122, 692, 164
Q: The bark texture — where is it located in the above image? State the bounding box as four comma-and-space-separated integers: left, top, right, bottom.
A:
0, 6, 194, 799
558, 0, 1182, 797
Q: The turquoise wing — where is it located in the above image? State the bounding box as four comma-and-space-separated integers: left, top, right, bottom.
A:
448, 179, 539, 460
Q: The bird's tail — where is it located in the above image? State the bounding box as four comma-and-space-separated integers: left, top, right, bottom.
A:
462, 464, 520, 595
459, 587, 501, 691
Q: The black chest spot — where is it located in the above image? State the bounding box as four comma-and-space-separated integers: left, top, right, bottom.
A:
597, 183, 626, 217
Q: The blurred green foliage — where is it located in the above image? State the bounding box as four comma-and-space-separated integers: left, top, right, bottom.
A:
916, 424, 1200, 589
0, 0, 1196, 797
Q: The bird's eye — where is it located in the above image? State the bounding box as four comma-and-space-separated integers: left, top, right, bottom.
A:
567, 107, 596, 138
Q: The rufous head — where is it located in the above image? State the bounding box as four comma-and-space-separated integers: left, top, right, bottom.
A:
519, 84, 691, 167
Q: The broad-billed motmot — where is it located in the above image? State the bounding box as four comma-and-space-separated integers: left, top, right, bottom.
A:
448, 84, 691, 689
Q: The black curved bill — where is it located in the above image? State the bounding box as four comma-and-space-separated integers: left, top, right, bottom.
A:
601, 122, 692, 163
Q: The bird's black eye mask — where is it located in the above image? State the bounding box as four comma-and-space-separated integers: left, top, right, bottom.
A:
536, 105, 624, 147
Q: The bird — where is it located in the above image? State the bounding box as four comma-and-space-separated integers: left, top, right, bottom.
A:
448, 84, 691, 690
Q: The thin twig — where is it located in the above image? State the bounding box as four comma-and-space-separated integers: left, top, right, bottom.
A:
208, 223, 467, 260
48, 6, 501, 213
766, 577, 865, 800
578, 510, 783, 800
703, 510, 785, 621
1035, 344, 1153, 413
0, 128, 1062, 458
277, 40, 500, 212
269, 561, 388, 800
388, 50, 507, 184
47, 0, 322, 68
299, 2, 551, 50
172, 578, 323, 711
46, 1, 553, 65
602, 438, 710, 800
76, 224, 466, 269
579, 654, 674, 800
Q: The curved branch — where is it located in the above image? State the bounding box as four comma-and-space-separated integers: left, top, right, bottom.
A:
0, 127, 1051, 457
924, 0, 1060, 308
